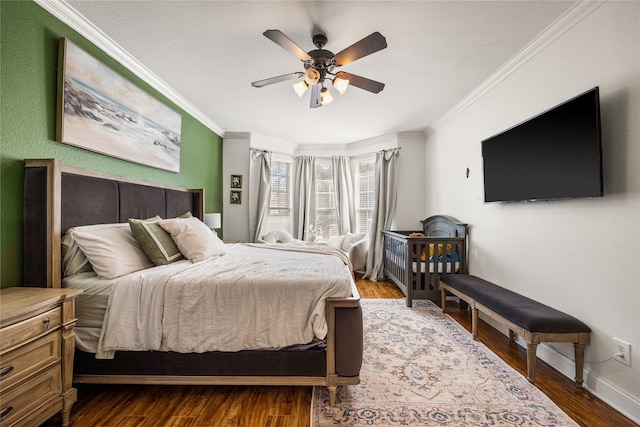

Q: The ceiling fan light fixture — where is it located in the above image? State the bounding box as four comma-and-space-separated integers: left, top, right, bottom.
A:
304, 68, 321, 86
333, 76, 349, 95
320, 87, 334, 105
292, 80, 309, 97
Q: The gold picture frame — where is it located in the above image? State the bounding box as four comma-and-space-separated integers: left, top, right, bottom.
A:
230, 190, 242, 204
231, 174, 242, 188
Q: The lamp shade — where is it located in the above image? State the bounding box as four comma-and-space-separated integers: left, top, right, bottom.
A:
304, 68, 320, 85
333, 76, 349, 95
204, 213, 221, 229
292, 80, 309, 97
320, 87, 334, 105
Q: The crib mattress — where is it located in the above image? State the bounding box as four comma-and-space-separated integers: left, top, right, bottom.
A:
412, 261, 459, 274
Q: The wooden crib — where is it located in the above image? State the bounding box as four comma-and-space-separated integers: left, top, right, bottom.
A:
383, 215, 468, 306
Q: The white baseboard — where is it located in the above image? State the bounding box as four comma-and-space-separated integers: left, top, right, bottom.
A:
536, 343, 640, 424
481, 315, 640, 424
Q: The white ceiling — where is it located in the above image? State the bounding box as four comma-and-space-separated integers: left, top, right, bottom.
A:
64, 1, 575, 146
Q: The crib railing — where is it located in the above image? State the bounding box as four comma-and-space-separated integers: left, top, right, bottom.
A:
383, 230, 467, 307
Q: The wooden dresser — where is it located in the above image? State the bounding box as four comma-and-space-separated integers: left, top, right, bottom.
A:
0, 288, 82, 427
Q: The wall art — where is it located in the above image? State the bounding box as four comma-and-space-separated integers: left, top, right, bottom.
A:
57, 38, 182, 172
231, 174, 242, 188
230, 190, 242, 204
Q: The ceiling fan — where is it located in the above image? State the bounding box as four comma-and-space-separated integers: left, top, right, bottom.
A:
251, 30, 387, 108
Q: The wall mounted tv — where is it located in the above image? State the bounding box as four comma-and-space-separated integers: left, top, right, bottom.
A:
482, 87, 603, 203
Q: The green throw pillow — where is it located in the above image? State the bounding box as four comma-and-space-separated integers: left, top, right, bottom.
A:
129, 215, 184, 265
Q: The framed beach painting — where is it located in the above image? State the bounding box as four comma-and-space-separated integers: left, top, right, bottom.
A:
57, 38, 182, 172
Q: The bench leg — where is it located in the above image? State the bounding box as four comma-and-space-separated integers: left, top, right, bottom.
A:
471, 307, 479, 340
574, 343, 587, 388
526, 342, 538, 383
441, 288, 447, 312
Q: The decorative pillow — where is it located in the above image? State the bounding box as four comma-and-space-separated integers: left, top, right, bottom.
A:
261, 230, 297, 244
71, 223, 154, 279
326, 235, 345, 249
158, 216, 226, 263
129, 216, 184, 266
341, 232, 365, 251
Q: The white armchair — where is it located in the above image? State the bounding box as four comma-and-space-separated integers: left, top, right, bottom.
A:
326, 232, 368, 272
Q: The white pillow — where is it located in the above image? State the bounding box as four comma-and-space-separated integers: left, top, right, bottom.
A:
326, 235, 345, 249
61, 229, 94, 277
158, 216, 226, 262
261, 230, 297, 243
341, 233, 365, 251
71, 223, 154, 279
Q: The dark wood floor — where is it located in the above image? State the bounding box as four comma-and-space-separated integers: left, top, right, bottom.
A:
43, 279, 636, 426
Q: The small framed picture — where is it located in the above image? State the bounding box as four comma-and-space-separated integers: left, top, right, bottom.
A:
231, 174, 242, 188
230, 190, 242, 204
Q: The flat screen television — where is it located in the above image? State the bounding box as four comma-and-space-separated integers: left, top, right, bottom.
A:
482, 87, 603, 203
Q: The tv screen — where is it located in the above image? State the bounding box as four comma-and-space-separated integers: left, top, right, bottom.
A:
482, 87, 603, 203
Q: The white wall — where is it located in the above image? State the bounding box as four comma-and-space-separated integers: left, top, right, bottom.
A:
424, 2, 640, 421
222, 132, 250, 242
395, 132, 427, 230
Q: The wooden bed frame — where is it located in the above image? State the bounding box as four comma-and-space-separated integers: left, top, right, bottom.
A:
382, 215, 468, 306
22, 159, 362, 406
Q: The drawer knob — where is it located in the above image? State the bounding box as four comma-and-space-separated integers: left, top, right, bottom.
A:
43, 317, 51, 329
0, 366, 13, 378
0, 406, 13, 421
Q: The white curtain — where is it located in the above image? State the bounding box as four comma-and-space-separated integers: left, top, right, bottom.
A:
364, 149, 400, 281
249, 149, 271, 243
293, 156, 315, 240
331, 155, 355, 235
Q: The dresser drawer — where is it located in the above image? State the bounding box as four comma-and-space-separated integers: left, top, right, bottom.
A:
0, 332, 60, 391
0, 308, 61, 352
0, 364, 62, 427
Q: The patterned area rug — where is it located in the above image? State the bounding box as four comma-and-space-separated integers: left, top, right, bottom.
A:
311, 299, 578, 426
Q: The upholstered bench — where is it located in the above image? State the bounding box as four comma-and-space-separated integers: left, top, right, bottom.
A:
439, 274, 591, 387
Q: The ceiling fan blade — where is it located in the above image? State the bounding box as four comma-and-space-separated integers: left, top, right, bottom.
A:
251, 72, 303, 88
263, 30, 312, 62
333, 32, 387, 66
336, 72, 385, 94
310, 84, 321, 108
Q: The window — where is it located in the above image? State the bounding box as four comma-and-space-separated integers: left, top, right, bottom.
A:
314, 158, 338, 239
268, 159, 292, 233
355, 160, 375, 235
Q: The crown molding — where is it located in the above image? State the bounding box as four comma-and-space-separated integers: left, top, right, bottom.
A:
223, 132, 251, 140
426, 0, 606, 136
34, 0, 225, 137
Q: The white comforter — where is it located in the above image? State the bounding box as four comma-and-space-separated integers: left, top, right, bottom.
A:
96, 243, 353, 359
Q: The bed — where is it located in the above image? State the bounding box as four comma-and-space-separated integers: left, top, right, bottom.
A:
22, 158, 362, 406
382, 215, 468, 306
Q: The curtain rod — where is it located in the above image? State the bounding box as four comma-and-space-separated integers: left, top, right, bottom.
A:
249, 148, 292, 157
250, 147, 401, 159
350, 147, 401, 159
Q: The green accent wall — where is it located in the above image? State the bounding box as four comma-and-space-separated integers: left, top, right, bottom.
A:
0, 1, 223, 288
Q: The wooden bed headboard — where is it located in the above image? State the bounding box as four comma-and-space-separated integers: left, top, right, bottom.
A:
23, 159, 204, 288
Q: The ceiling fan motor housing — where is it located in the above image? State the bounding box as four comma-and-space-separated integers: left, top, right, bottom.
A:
312, 33, 328, 49
305, 33, 335, 82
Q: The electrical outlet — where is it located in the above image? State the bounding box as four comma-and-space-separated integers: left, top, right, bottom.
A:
613, 338, 631, 366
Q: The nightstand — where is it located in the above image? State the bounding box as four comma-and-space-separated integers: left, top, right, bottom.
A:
0, 287, 82, 427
